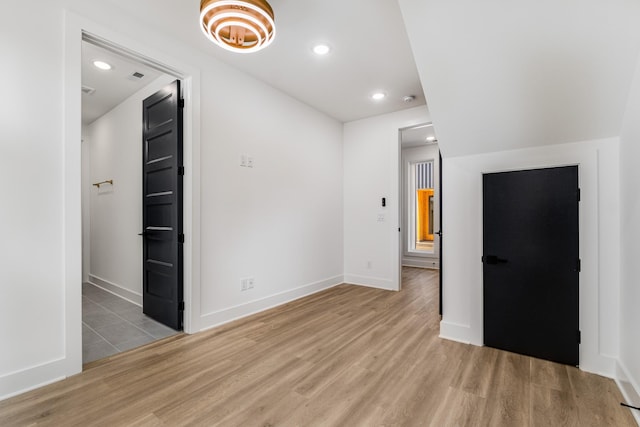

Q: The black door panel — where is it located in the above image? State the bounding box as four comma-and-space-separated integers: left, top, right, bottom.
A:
438, 151, 443, 316
142, 80, 183, 330
483, 166, 579, 366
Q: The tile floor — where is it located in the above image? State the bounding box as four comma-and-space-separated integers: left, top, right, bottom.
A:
82, 283, 179, 364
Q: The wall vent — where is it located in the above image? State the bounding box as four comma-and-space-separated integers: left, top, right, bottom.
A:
81, 85, 96, 95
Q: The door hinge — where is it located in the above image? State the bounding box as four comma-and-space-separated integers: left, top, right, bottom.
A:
578, 330, 581, 344
179, 99, 185, 109
577, 188, 581, 202
178, 233, 185, 243
398, 228, 401, 232
178, 166, 185, 176
576, 259, 581, 272
179, 301, 185, 311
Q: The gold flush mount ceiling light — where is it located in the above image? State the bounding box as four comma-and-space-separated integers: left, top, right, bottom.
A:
200, 0, 276, 53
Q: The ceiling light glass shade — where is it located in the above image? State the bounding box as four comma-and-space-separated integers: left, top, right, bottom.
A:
371, 92, 386, 100
200, 0, 276, 53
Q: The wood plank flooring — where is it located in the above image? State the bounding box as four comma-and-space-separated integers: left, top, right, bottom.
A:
0, 267, 635, 426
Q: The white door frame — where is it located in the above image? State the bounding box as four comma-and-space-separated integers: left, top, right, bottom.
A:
397, 122, 440, 289
404, 156, 440, 258
64, 11, 201, 377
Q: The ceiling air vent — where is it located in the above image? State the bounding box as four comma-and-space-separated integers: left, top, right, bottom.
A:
81, 85, 96, 95
132, 72, 145, 79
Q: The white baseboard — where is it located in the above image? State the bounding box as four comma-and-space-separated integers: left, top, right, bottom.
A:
439, 320, 472, 344
615, 360, 640, 425
402, 256, 440, 269
402, 262, 440, 269
578, 353, 617, 379
343, 274, 395, 290
0, 358, 67, 401
200, 275, 344, 332
88, 274, 142, 306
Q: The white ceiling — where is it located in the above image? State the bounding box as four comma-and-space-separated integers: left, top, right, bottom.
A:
101, 0, 426, 123
398, 0, 640, 157
82, 0, 640, 157
401, 123, 437, 149
82, 42, 163, 125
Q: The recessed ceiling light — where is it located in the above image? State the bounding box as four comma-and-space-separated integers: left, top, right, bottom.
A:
312, 44, 331, 55
426, 136, 437, 143
371, 92, 386, 101
93, 60, 112, 70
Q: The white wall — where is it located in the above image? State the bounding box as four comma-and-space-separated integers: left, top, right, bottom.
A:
344, 106, 430, 290
618, 47, 640, 417
0, 0, 68, 397
1, 0, 343, 399
198, 64, 344, 328
85, 75, 174, 304
441, 139, 621, 377
81, 128, 91, 283
401, 144, 440, 269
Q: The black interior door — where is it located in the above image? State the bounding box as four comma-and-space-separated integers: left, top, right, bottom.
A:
438, 151, 443, 316
142, 80, 183, 330
483, 166, 579, 366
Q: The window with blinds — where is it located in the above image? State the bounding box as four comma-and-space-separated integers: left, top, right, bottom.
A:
416, 161, 434, 189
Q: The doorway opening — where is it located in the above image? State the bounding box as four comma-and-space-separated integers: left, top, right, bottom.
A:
413, 160, 435, 253
81, 36, 183, 364
398, 122, 443, 315
400, 123, 440, 268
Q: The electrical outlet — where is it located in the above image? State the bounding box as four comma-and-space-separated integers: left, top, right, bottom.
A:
240, 155, 247, 167
247, 157, 254, 168
377, 214, 385, 222
241, 277, 254, 291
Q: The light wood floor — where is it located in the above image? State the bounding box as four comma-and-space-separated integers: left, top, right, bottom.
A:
0, 268, 635, 426
415, 241, 434, 251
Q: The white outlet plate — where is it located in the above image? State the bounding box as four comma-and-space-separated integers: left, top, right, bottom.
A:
241, 277, 254, 291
